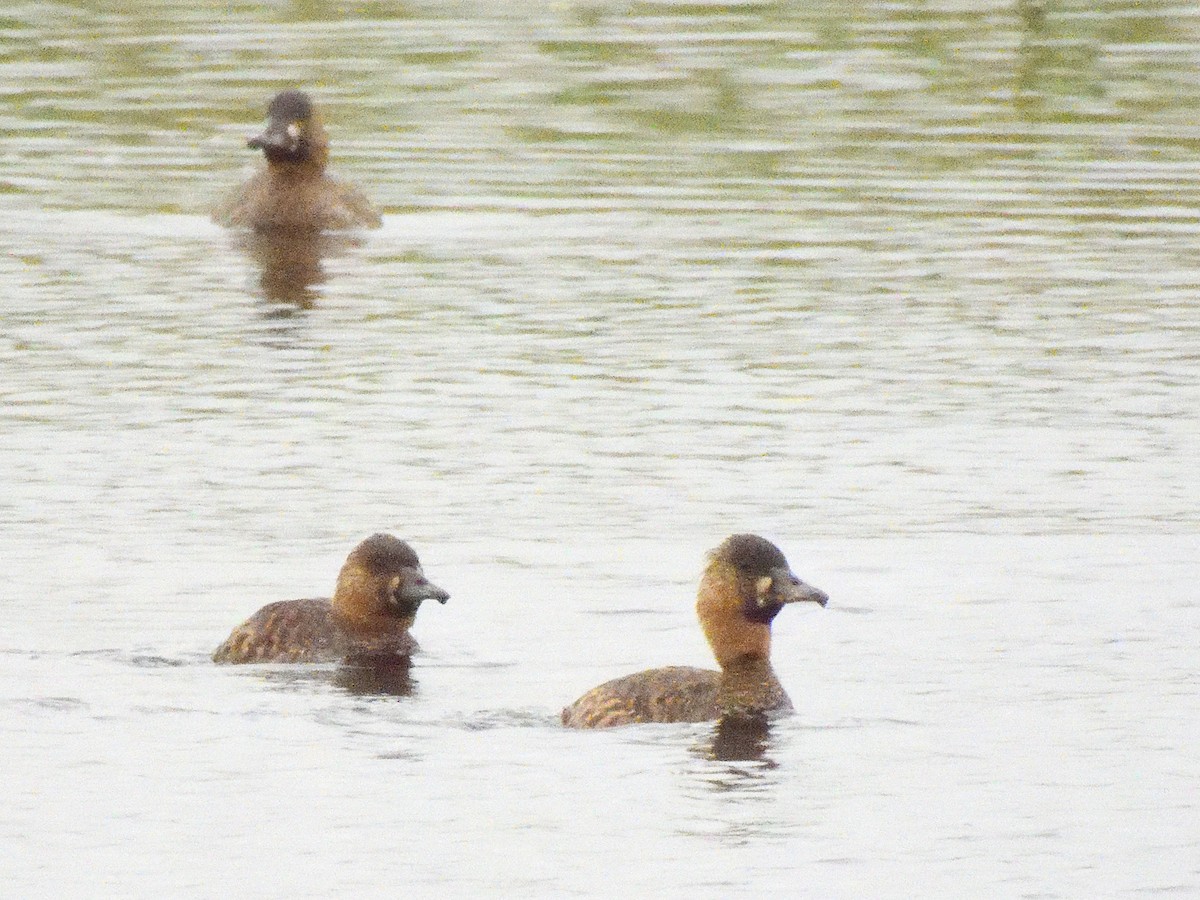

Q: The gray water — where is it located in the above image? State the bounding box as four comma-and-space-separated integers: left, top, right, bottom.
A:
2, 2, 1197, 896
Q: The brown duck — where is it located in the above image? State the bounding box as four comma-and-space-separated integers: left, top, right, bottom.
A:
212, 534, 447, 664
562, 534, 827, 728
214, 89, 382, 232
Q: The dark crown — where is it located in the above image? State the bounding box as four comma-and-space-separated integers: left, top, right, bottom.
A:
267, 90, 314, 122
352, 534, 420, 573
716, 533, 788, 576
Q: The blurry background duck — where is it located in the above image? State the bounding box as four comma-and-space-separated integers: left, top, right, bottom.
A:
214, 89, 382, 232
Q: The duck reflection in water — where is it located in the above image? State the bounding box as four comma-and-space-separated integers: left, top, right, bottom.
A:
250, 658, 417, 698
707, 712, 775, 763
236, 229, 365, 311
334, 655, 416, 697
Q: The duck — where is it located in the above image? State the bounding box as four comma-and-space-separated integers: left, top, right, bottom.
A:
561, 534, 827, 728
212, 534, 448, 664
213, 89, 383, 232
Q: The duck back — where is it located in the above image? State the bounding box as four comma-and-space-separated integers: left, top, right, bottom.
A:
561, 665, 720, 728
212, 598, 341, 663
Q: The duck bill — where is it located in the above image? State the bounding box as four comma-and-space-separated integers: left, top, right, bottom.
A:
398, 570, 450, 606
774, 568, 828, 607
247, 122, 298, 154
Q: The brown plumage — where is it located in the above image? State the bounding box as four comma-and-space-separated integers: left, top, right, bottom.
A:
212, 534, 448, 664
213, 89, 382, 232
561, 534, 827, 728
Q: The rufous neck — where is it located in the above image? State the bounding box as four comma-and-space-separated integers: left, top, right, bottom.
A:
696, 560, 773, 669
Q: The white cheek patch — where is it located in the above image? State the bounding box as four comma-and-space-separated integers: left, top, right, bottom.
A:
755, 575, 773, 606
286, 122, 301, 140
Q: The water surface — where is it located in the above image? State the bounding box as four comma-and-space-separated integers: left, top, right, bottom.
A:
1, 2, 1197, 896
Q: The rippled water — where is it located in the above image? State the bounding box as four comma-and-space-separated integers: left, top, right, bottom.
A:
2, 2, 1197, 896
